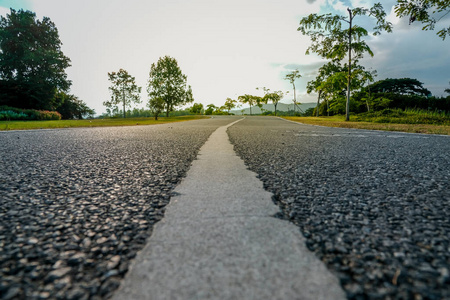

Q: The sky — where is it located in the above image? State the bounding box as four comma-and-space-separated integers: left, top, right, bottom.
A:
0, 0, 449, 115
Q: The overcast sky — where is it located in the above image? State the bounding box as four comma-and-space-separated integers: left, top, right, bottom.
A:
1, 0, 449, 114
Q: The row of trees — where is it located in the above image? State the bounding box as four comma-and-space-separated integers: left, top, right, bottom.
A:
0, 9, 95, 119
103, 56, 193, 120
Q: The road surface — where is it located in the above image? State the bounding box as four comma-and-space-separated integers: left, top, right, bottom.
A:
0, 116, 448, 299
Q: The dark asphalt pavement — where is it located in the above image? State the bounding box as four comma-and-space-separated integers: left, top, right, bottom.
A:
0, 118, 234, 300
228, 116, 450, 299
1, 116, 449, 299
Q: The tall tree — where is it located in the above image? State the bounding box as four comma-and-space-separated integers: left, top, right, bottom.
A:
0, 9, 71, 110
298, 3, 392, 120
395, 0, 450, 40
147, 56, 193, 117
284, 70, 302, 112
104, 69, 141, 118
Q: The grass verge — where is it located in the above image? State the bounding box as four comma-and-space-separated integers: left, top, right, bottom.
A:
282, 116, 450, 135
0, 115, 209, 131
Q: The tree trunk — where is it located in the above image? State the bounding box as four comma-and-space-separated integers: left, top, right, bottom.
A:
346, 8, 352, 121
122, 87, 126, 118
274, 103, 277, 116
293, 83, 296, 114
316, 90, 321, 117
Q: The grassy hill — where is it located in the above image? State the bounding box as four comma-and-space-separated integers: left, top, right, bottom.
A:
230, 102, 317, 115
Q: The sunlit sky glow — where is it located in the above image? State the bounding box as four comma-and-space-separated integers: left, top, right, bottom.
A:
1, 0, 449, 114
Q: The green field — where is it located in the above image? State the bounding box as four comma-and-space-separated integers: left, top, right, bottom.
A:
0, 115, 208, 131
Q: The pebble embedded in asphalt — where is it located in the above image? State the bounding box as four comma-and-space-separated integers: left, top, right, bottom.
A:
228, 117, 450, 300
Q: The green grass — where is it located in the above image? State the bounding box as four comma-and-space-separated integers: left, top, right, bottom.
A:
354, 108, 450, 125
283, 115, 450, 135
0, 115, 208, 131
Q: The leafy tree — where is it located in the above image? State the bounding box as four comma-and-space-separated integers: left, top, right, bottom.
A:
0, 9, 71, 110
54, 91, 95, 119
253, 95, 264, 111
258, 87, 284, 116
189, 103, 204, 114
205, 104, 217, 115
307, 60, 346, 116
223, 98, 237, 113
395, 0, 450, 40
147, 56, 194, 117
284, 70, 302, 109
148, 97, 165, 120
298, 3, 392, 120
238, 94, 257, 115
104, 69, 141, 118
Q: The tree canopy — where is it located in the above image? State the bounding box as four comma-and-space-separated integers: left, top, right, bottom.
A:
368, 78, 431, 96
395, 0, 450, 40
0, 8, 71, 110
147, 56, 193, 117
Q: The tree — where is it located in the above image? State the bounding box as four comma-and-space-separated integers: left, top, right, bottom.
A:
189, 103, 204, 114
54, 92, 95, 119
395, 0, 450, 40
104, 69, 141, 118
284, 70, 302, 112
258, 87, 285, 116
238, 94, 257, 115
148, 56, 194, 117
148, 97, 165, 120
307, 60, 344, 116
205, 104, 217, 115
0, 9, 71, 110
223, 98, 237, 113
298, 3, 392, 120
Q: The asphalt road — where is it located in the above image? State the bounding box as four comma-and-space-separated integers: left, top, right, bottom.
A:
0, 117, 235, 300
113, 118, 345, 300
1, 116, 449, 299
228, 116, 450, 299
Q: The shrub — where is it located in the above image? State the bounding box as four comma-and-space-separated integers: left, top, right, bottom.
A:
37, 110, 62, 120
0, 106, 61, 120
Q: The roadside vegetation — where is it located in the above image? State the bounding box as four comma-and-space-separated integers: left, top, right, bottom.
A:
1, 3, 448, 131
0, 115, 207, 131
283, 113, 450, 135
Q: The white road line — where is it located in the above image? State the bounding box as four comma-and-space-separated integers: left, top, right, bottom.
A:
113, 118, 346, 300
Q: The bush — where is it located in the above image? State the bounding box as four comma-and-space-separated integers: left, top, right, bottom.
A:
0, 106, 61, 120
0, 110, 28, 120
355, 108, 450, 125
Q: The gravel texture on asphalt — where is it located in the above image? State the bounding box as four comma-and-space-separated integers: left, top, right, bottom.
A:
228, 117, 450, 300
0, 117, 234, 300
